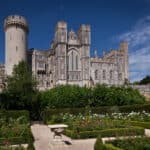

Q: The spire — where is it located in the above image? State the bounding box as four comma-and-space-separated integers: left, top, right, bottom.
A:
103, 50, 106, 57
94, 49, 98, 58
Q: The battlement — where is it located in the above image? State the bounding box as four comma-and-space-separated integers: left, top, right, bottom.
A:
79, 24, 90, 32
55, 21, 67, 31
4, 15, 29, 33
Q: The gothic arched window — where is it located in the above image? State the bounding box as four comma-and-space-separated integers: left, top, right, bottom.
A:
110, 70, 113, 80
68, 50, 79, 71
76, 55, 78, 70
118, 73, 122, 80
103, 70, 106, 80
95, 70, 98, 80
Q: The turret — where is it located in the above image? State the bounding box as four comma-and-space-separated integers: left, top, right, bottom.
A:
54, 21, 67, 44
120, 41, 129, 82
78, 25, 91, 86
4, 15, 29, 75
78, 24, 91, 46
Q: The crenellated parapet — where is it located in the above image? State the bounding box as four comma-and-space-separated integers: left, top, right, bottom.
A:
4, 15, 29, 33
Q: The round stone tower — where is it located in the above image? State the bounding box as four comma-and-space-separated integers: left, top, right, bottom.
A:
4, 15, 29, 75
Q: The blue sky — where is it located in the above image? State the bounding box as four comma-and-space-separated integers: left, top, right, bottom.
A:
0, 0, 150, 82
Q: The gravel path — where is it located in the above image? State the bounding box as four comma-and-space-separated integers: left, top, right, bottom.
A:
31, 123, 52, 150
31, 122, 96, 150
31, 122, 150, 150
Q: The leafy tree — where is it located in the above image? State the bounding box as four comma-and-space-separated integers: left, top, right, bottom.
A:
40, 84, 146, 109
4, 61, 37, 109
139, 75, 150, 85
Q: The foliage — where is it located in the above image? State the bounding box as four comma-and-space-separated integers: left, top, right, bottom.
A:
0, 110, 30, 121
40, 84, 146, 110
65, 127, 144, 139
42, 104, 150, 123
94, 137, 123, 150
0, 61, 42, 119
3, 61, 37, 109
91, 85, 145, 106
95, 143, 122, 150
139, 75, 150, 85
108, 137, 150, 150
0, 112, 34, 149
40, 85, 90, 108
125, 121, 150, 129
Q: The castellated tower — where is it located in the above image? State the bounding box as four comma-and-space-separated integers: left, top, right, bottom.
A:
78, 25, 91, 86
4, 15, 29, 75
54, 21, 67, 85
120, 41, 129, 82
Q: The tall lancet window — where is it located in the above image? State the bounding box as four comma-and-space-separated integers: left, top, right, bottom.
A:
76, 55, 78, 70
95, 70, 98, 80
68, 50, 79, 71
71, 51, 74, 70
110, 70, 113, 80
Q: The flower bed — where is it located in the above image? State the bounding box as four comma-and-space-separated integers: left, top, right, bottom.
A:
94, 137, 150, 150
42, 104, 150, 123
0, 110, 34, 150
107, 137, 150, 150
65, 127, 144, 139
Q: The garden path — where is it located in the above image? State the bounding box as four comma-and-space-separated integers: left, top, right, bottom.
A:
31, 122, 96, 150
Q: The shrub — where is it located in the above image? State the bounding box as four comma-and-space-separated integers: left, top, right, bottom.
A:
125, 121, 150, 129
41, 104, 150, 122
0, 110, 30, 121
65, 127, 144, 139
108, 137, 150, 150
40, 85, 146, 110
94, 137, 123, 150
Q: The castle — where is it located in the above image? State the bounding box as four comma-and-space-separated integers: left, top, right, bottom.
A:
0, 15, 129, 91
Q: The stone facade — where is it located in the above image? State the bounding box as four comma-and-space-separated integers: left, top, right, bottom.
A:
28, 21, 129, 90
0, 15, 129, 91
4, 15, 29, 75
132, 84, 150, 94
0, 64, 5, 92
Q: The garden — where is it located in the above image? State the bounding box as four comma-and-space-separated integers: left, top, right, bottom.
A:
42, 106, 150, 150
94, 137, 150, 150
0, 110, 34, 150
0, 62, 150, 150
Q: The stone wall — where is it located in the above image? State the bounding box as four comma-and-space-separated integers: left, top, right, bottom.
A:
132, 84, 150, 94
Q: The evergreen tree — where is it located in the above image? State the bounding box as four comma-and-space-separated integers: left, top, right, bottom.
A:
140, 75, 150, 85
5, 61, 37, 109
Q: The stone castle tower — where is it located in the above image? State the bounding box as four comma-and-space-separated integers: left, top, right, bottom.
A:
0, 14, 129, 91
4, 15, 29, 75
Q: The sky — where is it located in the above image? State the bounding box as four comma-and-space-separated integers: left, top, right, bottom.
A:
0, 0, 150, 82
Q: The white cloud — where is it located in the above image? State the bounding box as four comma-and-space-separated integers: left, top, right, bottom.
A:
118, 16, 150, 82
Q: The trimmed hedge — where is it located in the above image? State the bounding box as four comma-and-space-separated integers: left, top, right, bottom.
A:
41, 104, 150, 122
125, 121, 150, 129
0, 128, 33, 146
64, 127, 144, 139
0, 110, 30, 121
107, 137, 150, 150
94, 137, 123, 150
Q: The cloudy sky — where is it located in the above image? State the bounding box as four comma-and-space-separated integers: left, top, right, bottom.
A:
0, 0, 150, 82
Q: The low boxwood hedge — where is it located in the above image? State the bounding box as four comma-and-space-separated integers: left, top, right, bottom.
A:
65, 127, 144, 139
0, 128, 33, 145
0, 110, 30, 121
125, 121, 150, 129
42, 104, 150, 123
94, 137, 123, 150
107, 137, 150, 150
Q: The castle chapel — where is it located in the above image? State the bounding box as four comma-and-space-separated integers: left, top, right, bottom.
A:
0, 15, 129, 91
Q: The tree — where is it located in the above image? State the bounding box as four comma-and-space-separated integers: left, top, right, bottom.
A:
139, 75, 150, 85
4, 61, 37, 109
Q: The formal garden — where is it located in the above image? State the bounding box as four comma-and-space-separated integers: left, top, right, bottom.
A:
0, 110, 34, 150
0, 61, 150, 150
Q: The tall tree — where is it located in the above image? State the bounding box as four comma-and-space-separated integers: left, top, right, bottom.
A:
5, 61, 37, 109
140, 75, 150, 85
